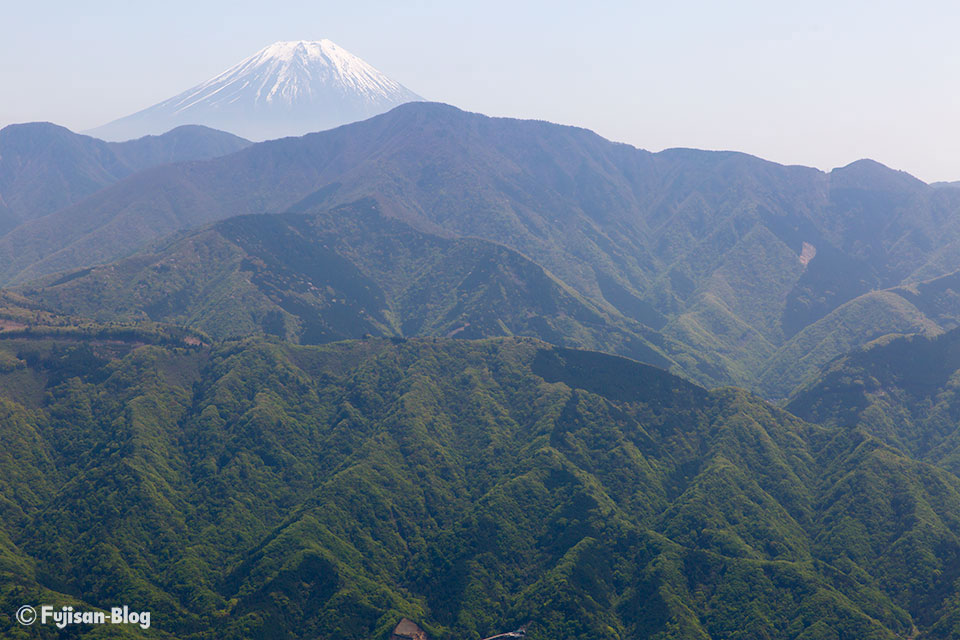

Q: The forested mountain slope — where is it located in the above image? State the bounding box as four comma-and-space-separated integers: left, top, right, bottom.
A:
22, 200, 717, 380
788, 327, 960, 474
7, 103, 960, 396
1, 334, 959, 638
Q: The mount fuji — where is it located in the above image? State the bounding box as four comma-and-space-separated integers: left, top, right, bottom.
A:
88, 40, 423, 141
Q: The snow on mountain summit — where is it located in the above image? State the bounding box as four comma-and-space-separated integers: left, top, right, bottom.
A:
88, 40, 422, 142
177, 40, 415, 109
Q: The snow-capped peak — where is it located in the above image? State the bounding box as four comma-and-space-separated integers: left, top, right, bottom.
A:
88, 40, 423, 141
188, 40, 412, 110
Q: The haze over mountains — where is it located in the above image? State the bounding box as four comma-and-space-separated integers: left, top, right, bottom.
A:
88, 40, 423, 141
4, 102, 960, 399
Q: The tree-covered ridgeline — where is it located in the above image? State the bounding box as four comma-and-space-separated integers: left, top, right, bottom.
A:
0, 334, 957, 638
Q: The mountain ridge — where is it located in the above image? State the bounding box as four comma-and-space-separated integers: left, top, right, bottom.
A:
8, 102, 960, 397
0, 121, 250, 234
20, 200, 691, 374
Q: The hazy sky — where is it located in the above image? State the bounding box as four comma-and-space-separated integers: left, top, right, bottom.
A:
2, 1, 958, 181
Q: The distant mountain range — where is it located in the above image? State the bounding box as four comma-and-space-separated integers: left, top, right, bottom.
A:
0, 122, 249, 233
88, 40, 423, 141
5, 102, 960, 398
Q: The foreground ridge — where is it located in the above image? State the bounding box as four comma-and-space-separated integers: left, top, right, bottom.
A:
0, 334, 954, 638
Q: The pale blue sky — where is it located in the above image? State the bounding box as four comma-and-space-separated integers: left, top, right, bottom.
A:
2, 1, 958, 181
